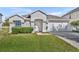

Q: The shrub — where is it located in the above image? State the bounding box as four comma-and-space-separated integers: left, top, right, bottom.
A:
3, 19, 9, 26
12, 27, 33, 34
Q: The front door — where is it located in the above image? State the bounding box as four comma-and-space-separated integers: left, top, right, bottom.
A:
34, 19, 43, 32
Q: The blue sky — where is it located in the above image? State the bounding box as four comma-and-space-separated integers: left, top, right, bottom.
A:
0, 7, 76, 21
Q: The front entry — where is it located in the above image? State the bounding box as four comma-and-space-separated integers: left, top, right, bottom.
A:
34, 19, 43, 32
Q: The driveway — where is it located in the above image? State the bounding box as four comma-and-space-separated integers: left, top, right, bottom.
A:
52, 32, 79, 43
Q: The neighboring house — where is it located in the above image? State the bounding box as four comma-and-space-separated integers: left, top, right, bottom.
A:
62, 7, 79, 19
62, 7, 79, 31
0, 13, 3, 31
8, 14, 30, 33
8, 7, 79, 33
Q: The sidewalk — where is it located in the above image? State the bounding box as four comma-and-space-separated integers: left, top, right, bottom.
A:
36, 32, 51, 35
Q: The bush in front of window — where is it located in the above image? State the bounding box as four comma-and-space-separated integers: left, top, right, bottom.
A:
12, 27, 33, 34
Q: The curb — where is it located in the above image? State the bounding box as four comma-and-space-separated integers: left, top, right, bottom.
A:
55, 35, 79, 49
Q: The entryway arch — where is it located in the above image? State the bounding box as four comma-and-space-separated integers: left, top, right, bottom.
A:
34, 19, 43, 32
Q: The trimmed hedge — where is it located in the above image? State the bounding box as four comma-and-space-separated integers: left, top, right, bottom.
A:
12, 27, 33, 34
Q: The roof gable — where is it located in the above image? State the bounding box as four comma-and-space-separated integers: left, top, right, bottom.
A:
62, 7, 78, 17
31, 10, 47, 16
8, 14, 25, 20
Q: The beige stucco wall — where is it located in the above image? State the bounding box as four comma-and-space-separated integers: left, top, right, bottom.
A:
63, 11, 79, 19
71, 11, 79, 19
31, 11, 47, 32
22, 21, 30, 27
31, 12, 47, 21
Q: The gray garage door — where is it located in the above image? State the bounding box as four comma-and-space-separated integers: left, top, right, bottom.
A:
52, 23, 71, 32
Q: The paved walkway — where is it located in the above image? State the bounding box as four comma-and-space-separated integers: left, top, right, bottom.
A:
37, 33, 51, 35
52, 32, 79, 49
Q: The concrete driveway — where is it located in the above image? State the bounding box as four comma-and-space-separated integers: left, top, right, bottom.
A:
52, 32, 79, 43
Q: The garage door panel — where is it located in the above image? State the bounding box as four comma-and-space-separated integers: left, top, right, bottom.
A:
52, 23, 69, 32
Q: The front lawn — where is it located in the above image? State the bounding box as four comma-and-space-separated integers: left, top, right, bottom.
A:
0, 27, 79, 52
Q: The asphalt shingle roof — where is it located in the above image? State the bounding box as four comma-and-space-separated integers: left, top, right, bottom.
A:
62, 7, 79, 17
47, 15, 64, 19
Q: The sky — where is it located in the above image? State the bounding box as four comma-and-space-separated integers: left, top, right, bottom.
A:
0, 7, 76, 21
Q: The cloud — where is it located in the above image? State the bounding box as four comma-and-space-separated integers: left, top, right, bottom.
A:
0, 7, 32, 22
9, 7, 32, 15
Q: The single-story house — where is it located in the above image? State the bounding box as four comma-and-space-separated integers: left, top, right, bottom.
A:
8, 7, 79, 33
0, 13, 3, 31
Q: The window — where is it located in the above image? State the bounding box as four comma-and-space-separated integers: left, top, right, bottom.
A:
14, 20, 21, 26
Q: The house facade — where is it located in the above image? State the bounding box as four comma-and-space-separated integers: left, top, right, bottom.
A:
0, 13, 3, 31
8, 7, 79, 33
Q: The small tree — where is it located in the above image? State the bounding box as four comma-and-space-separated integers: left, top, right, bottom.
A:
3, 19, 9, 26
70, 20, 79, 30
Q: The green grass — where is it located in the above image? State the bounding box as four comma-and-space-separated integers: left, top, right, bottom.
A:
0, 27, 79, 52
